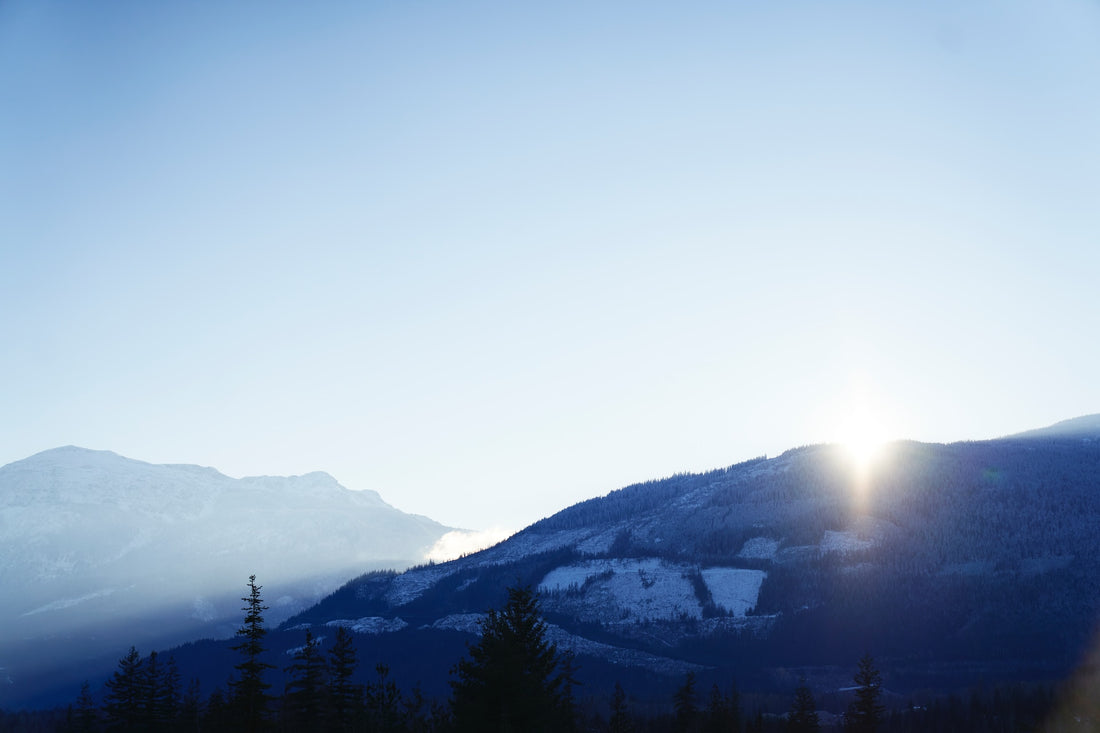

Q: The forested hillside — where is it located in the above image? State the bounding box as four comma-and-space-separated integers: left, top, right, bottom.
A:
287, 427, 1100, 699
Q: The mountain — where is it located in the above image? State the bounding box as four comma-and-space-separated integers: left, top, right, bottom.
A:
266, 416, 1100, 705
1007, 413, 1100, 440
0, 446, 458, 709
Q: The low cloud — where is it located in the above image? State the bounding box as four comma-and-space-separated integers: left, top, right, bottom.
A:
425, 527, 514, 563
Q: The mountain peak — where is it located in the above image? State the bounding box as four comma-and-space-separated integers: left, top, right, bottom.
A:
1005, 413, 1100, 440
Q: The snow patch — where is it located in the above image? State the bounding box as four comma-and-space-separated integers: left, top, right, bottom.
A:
540, 559, 702, 621
575, 528, 620, 555
473, 529, 588, 566
820, 530, 873, 555
424, 614, 486, 634
737, 537, 780, 561
385, 566, 456, 606
701, 568, 767, 616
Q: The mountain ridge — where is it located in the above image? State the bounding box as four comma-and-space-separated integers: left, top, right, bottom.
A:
0, 446, 460, 709
271, 420, 1100, 704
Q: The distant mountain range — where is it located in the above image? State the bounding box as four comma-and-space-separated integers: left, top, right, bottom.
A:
0, 446, 459, 709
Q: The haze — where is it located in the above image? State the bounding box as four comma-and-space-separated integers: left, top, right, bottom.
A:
2, 1, 1098, 532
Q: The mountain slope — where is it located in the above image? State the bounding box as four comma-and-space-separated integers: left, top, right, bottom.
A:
283, 421, 1100, 699
1007, 413, 1100, 441
0, 446, 455, 709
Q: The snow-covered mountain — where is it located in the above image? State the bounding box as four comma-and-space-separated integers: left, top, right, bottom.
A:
276, 415, 1100, 702
0, 446, 457, 708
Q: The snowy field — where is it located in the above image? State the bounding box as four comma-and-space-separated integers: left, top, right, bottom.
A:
424, 613, 486, 634
701, 568, 766, 616
737, 537, 780, 560
384, 566, 456, 606
820, 530, 873, 554
540, 558, 767, 622
540, 558, 702, 621
326, 616, 408, 634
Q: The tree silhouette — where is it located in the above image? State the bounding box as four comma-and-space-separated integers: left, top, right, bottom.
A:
72, 681, 99, 733
328, 625, 362, 732
787, 678, 820, 733
283, 629, 328, 730
705, 681, 740, 733
674, 672, 699, 733
609, 681, 633, 733
140, 650, 181, 730
179, 678, 203, 733
230, 574, 274, 732
844, 654, 884, 733
365, 663, 403, 733
103, 646, 143, 732
449, 584, 570, 732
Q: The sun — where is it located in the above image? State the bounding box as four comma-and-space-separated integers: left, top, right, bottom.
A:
841, 415, 885, 475
833, 378, 892, 478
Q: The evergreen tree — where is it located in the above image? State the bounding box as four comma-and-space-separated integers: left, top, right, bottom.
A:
706, 682, 739, 733
73, 681, 99, 733
163, 656, 183, 724
179, 678, 203, 733
103, 646, 144, 732
365, 663, 404, 733
327, 626, 362, 732
449, 584, 569, 732
674, 672, 699, 733
283, 629, 328, 730
141, 650, 181, 730
204, 687, 230, 733
609, 681, 633, 733
401, 684, 435, 733
844, 655, 884, 733
787, 679, 820, 733
230, 574, 274, 732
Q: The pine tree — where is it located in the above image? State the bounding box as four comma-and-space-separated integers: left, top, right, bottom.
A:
230, 574, 274, 732
179, 678, 203, 733
365, 663, 403, 733
141, 650, 180, 730
204, 686, 230, 732
161, 656, 182, 726
104, 646, 144, 732
73, 681, 99, 733
844, 655, 884, 733
402, 683, 434, 733
327, 626, 362, 732
449, 584, 569, 732
609, 681, 633, 733
674, 672, 699, 733
283, 629, 328, 730
706, 682, 739, 733
787, 679, 820, 733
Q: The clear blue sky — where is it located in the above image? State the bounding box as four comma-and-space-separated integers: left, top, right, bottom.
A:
2, 0, 1098, 532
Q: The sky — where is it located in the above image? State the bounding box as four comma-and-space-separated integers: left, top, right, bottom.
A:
2, 0, 1098, 534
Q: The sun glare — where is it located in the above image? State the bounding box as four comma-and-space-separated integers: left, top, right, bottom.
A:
832, 375, 893, 480
842, 422, 885, 475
